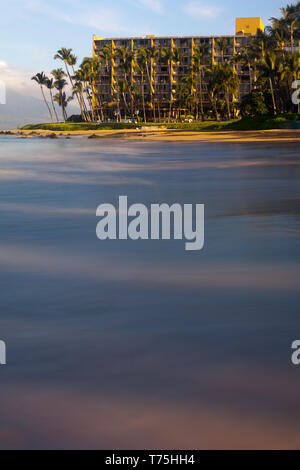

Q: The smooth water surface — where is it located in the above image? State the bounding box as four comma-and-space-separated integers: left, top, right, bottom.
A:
0, 136, 300, 449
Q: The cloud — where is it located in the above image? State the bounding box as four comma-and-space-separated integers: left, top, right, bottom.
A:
134, 0, 164, 14
184, 1, 222, 19
24, 0, 155, 35
0, 60, 38, 98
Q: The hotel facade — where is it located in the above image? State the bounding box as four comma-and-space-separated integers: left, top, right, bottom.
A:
92, 17, 265, 119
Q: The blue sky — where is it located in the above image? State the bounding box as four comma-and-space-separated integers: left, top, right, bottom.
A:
0, 0, 290, 96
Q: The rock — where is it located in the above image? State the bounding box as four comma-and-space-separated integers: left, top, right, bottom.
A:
44, 133, 58, 139
88, 134, 100, 139
1, 131, 13, 135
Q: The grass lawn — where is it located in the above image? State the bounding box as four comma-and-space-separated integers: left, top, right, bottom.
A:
22, 114, 300, 132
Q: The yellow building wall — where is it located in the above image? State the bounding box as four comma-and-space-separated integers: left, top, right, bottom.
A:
235, 17, 264, 35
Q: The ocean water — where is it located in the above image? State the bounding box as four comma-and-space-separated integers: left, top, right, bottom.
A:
0, 135, 300, 449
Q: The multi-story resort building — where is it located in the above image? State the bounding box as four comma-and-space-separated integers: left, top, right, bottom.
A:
92, 17, 265, 120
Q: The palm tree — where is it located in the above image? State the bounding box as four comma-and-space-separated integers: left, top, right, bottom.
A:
284, 52, 300, 111
98, 43, 116, 117
139, 47, 157, 120
148, 46, 159, 120
89, 57, 105, 122
31, 72, 54, 122
178, 74, 196, 118
266, 17, 289, 49
215, 38, 229, 64
46, 78, 59, 122
193, 44, 209, 119
222, 64, 239, 119
280, 4, 298, 53
259, 51, 282, 115
51, 68, 68, 122
235, 47, 255, 93
116, 46, 135, 118
72, 67, 91, 122
207, 65, 224, 120
135, 51, 147, 122
54, 92, 73, 121
118, 78, 130, 119
69, 52, 90, 121
80, 58, 100, 121
161, 47, 181, 121
54, 48, 84, 116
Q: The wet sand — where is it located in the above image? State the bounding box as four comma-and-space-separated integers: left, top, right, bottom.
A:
2, 128, 300, 143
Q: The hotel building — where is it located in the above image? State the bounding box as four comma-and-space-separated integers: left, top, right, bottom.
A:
92, 17, 265, 119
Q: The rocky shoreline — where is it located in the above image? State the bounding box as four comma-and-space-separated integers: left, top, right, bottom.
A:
1, 128, 300, 143
0, 130, 72, 139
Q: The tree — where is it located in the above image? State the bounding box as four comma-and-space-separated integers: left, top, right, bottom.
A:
235, 47, 255, 93
240, 90, 269, 117
258, 50, 284, 115
117, 78, 130, 119
215, 38, 229, 64
51, 68, 68, 122
193, 44, 209, 119
206, 65, 223, 120
135, 50, 147, 122
54, 48, 85, 118
54, 92, 73, 121
31, 72, 54, 122
284, 52, 300, 111
222, 64, 239, 119
280, 4, 298, 53
139, 47, 157, 120
45, 78, 59, 122
116, 46, 135, 118
161, 47, 182, 121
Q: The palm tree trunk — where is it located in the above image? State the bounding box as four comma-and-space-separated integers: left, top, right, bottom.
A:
40, 86, 53, 122
168, 63, 172, 122
141, 73, 146, 123
213, 99, 219, 121
122, 93, 130, 115
49, 90, 59, 122
59, 91, 66, 123
80, 89, 90, 122
84, 83, 94, 121
95, 94, 104, 122
199, 70, 204, 119
269, 77, 277, 115
146, 63, 155, 121
226, 89, 231, 120
65, 61, 85, 118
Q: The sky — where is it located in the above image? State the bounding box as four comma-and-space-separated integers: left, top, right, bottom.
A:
0, 0, 291, 98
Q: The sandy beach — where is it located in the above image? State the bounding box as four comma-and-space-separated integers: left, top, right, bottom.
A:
1, 128, 300, 143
